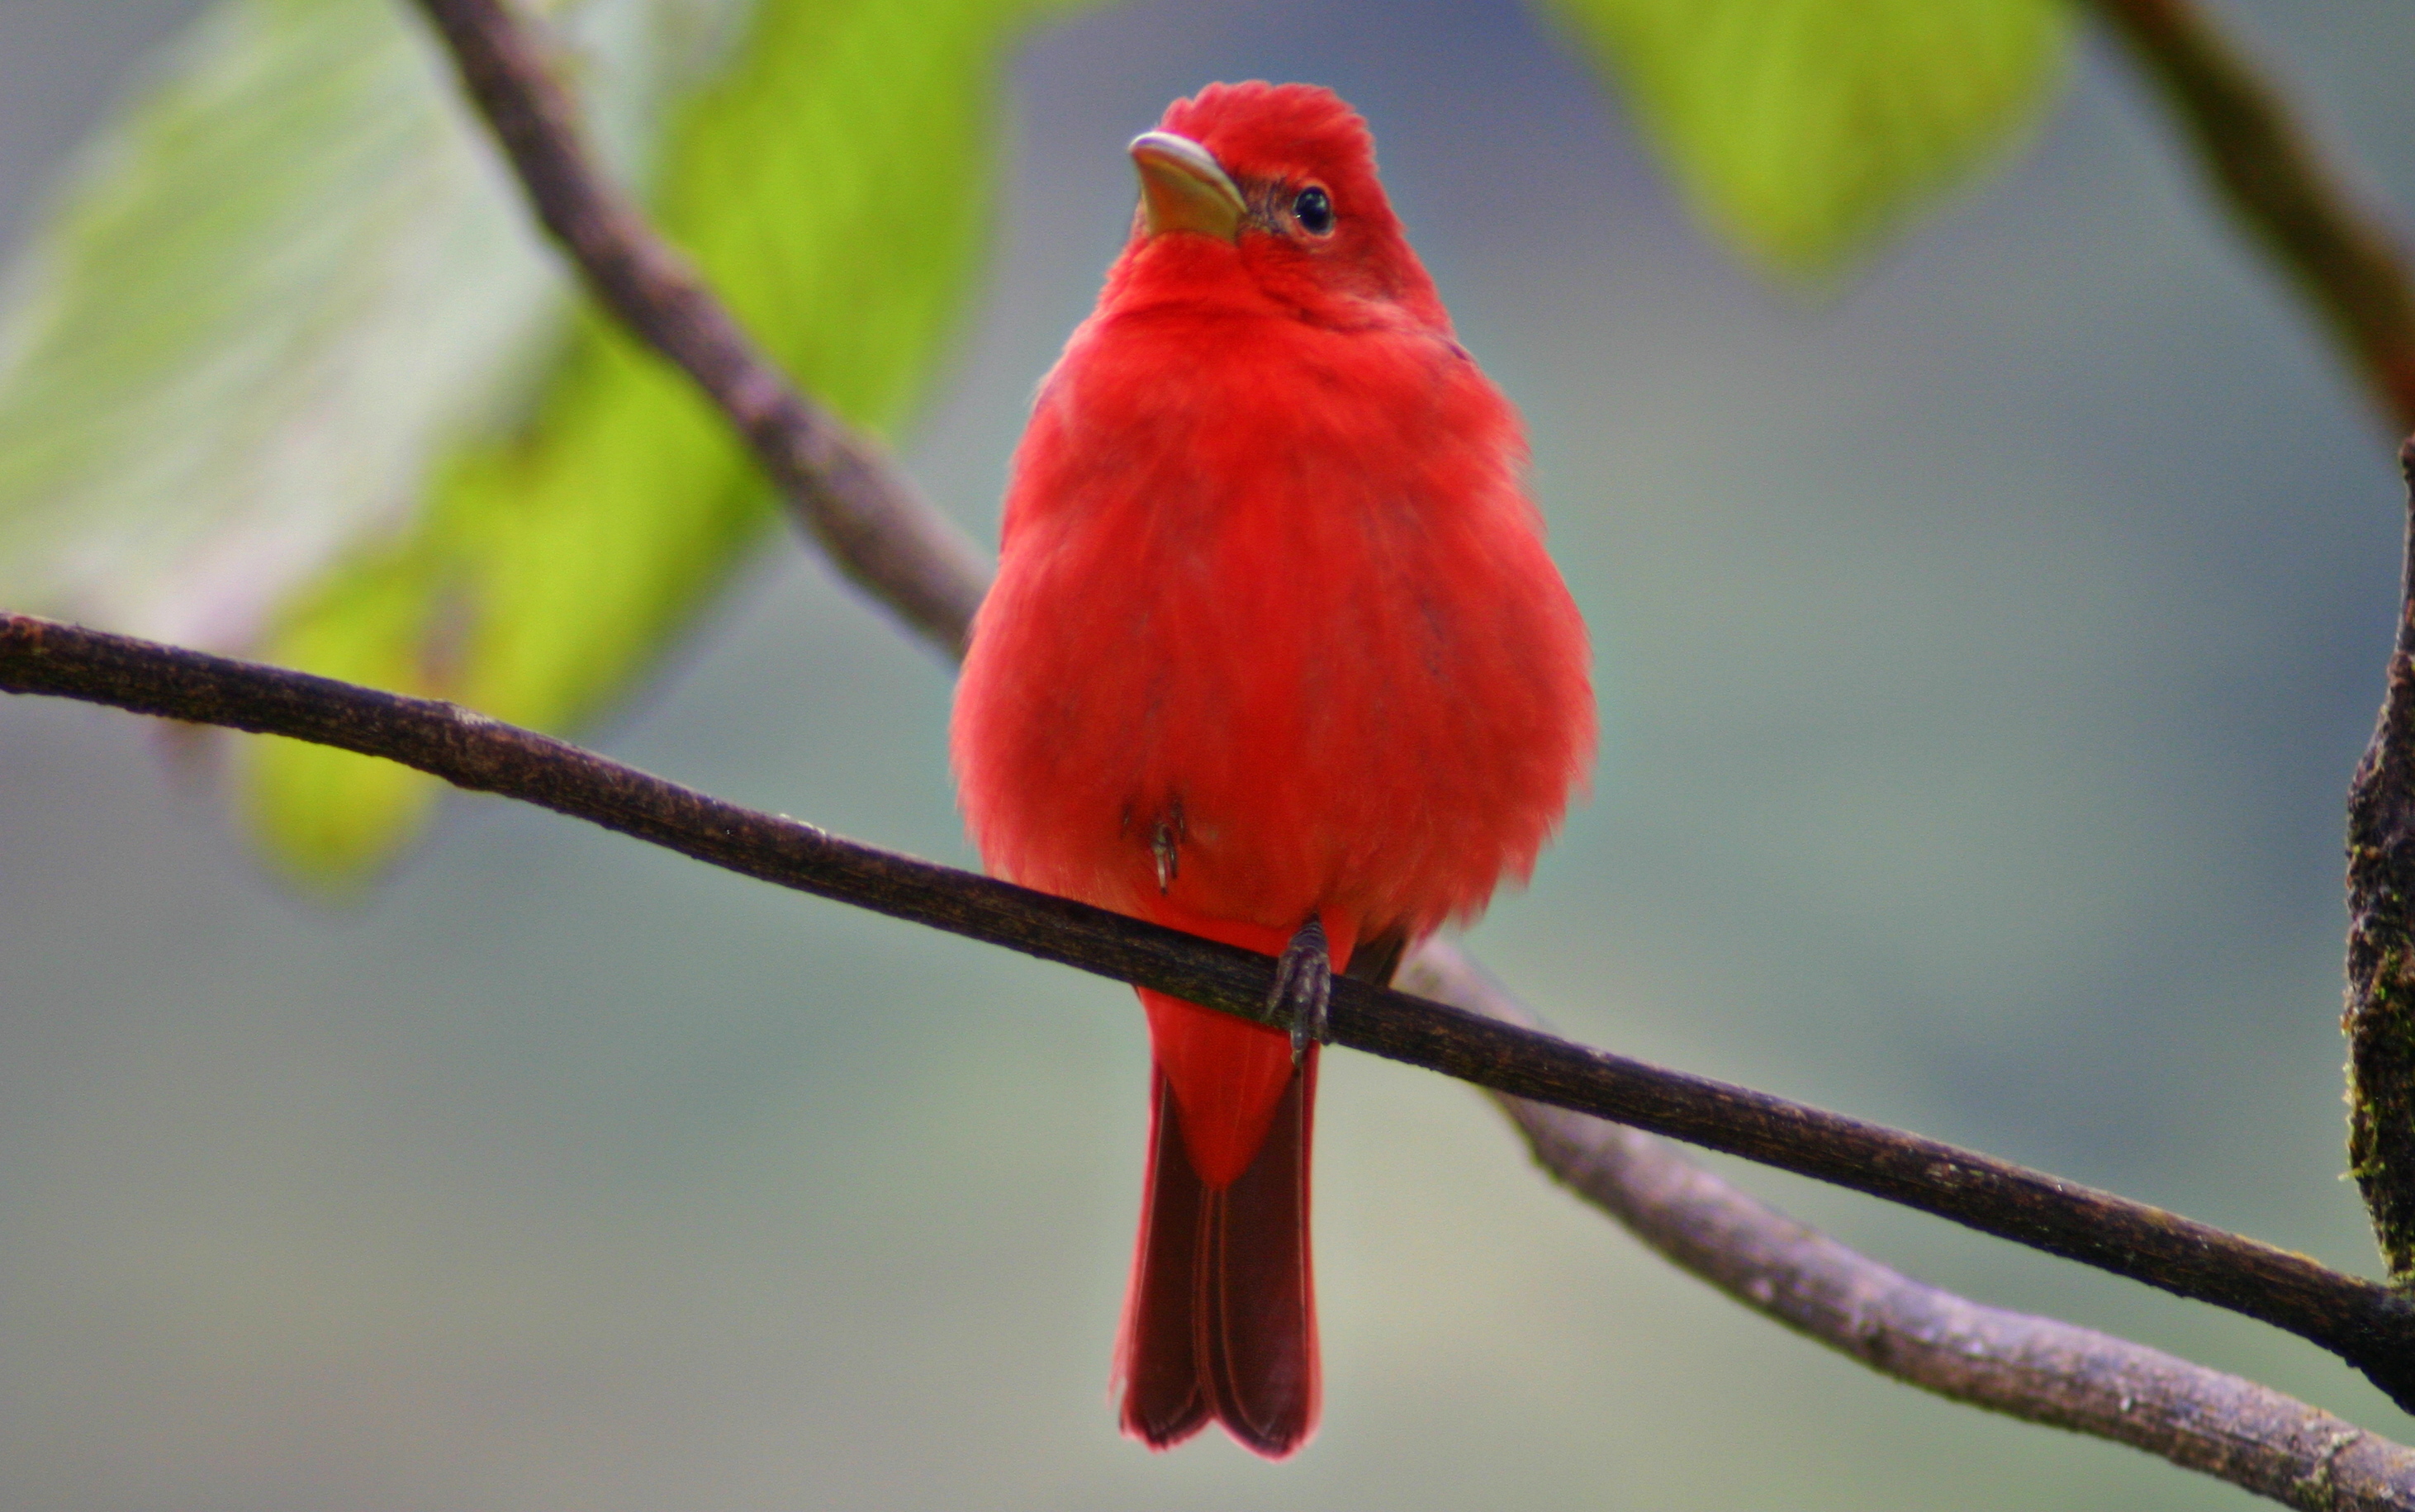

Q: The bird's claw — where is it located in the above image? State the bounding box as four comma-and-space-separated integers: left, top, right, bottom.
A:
1270, 916, 1332, 1066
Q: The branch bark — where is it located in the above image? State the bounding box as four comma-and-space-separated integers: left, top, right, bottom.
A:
9, 608, 2415, 1438
409, 0, 989, 654
1408, 941, 2415, 1512
2090, 0, 2415, 1305
2347, 441, 2415, 1285
181, 0, 2405, 1495
2090, 0, 2415, 434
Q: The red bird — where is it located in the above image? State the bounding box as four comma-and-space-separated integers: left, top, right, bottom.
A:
951, 83, 1592, 1458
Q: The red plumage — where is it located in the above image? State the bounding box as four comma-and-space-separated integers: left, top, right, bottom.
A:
951, 81, 1593, 1458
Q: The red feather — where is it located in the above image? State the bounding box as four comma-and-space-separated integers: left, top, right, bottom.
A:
951, 81, 1593, 1458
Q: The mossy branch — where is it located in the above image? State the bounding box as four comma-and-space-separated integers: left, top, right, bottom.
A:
69, 0, 2378, 1500
2346, 442, 2415, 1287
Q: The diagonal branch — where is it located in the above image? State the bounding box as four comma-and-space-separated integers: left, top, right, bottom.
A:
1407, 941, 2415, 1512
9, 607, 2415, 1439
409, 0, 988, 654
371, 0, 2415, 1491
2089, 0, 2415, 434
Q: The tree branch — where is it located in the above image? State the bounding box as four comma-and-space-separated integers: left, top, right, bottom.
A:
2347, 441, 2415, 1285
1406, 941, 2415, 1512
2090, 0, 2415, 434
2092, 0, 2415, 1310
408, 0, 989, 654
10, 608, 2415, 1438
364, 0, 2415, 1488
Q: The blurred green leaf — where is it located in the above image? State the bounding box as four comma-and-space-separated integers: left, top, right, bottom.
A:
0, 0, 1060, 882
0, 0, 743, 875
0, 0, 559, 652
250, 0, 1062, 879
1544, 0, 2073, 273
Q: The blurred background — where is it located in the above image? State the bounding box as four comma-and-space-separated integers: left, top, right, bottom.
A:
2, 0, 2410, 1506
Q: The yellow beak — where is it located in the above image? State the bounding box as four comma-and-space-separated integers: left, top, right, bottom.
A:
1129, 131, 1245, 244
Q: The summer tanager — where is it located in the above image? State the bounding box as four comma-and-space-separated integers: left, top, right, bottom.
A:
951, 82, 1593, 1458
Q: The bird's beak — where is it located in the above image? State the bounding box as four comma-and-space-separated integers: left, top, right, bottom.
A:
1129, 131, 1245, 244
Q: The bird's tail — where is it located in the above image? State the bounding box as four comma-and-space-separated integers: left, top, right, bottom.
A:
1115, 1042, 1321, 1458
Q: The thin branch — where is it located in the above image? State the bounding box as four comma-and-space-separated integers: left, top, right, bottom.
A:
408, 0, 989, 654
373, 0, 2415, 1481
2090, 0, 2415, 433
10, 609, 2415, 1429
1406, 941, 2415, 1512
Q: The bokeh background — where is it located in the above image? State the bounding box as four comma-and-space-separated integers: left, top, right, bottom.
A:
2, 0, 2411, 1507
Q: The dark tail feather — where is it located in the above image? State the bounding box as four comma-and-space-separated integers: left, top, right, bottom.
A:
1117, 1051, 1321, 1458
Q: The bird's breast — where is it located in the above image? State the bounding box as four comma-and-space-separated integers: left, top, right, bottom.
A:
951, 311, 1591, 941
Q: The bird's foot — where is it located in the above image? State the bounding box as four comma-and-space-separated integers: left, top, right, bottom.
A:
1270, 916, 1331, 1066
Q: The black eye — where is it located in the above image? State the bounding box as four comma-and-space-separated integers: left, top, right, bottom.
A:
1291, 186, 1333, 235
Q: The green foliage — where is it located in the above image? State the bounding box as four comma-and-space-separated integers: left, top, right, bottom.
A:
249, 0, 1059, 881
0, 0, 746, 880
0, 0, 2066, 883
0, 0, 567, 653
1544, 0, 2074, 274
0, 0, 1060, 882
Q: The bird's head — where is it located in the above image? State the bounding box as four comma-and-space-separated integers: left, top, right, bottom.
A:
1113, 83, 1447, 333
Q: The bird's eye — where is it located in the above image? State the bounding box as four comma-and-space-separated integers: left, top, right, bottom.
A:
1291, 186, 1334, 235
